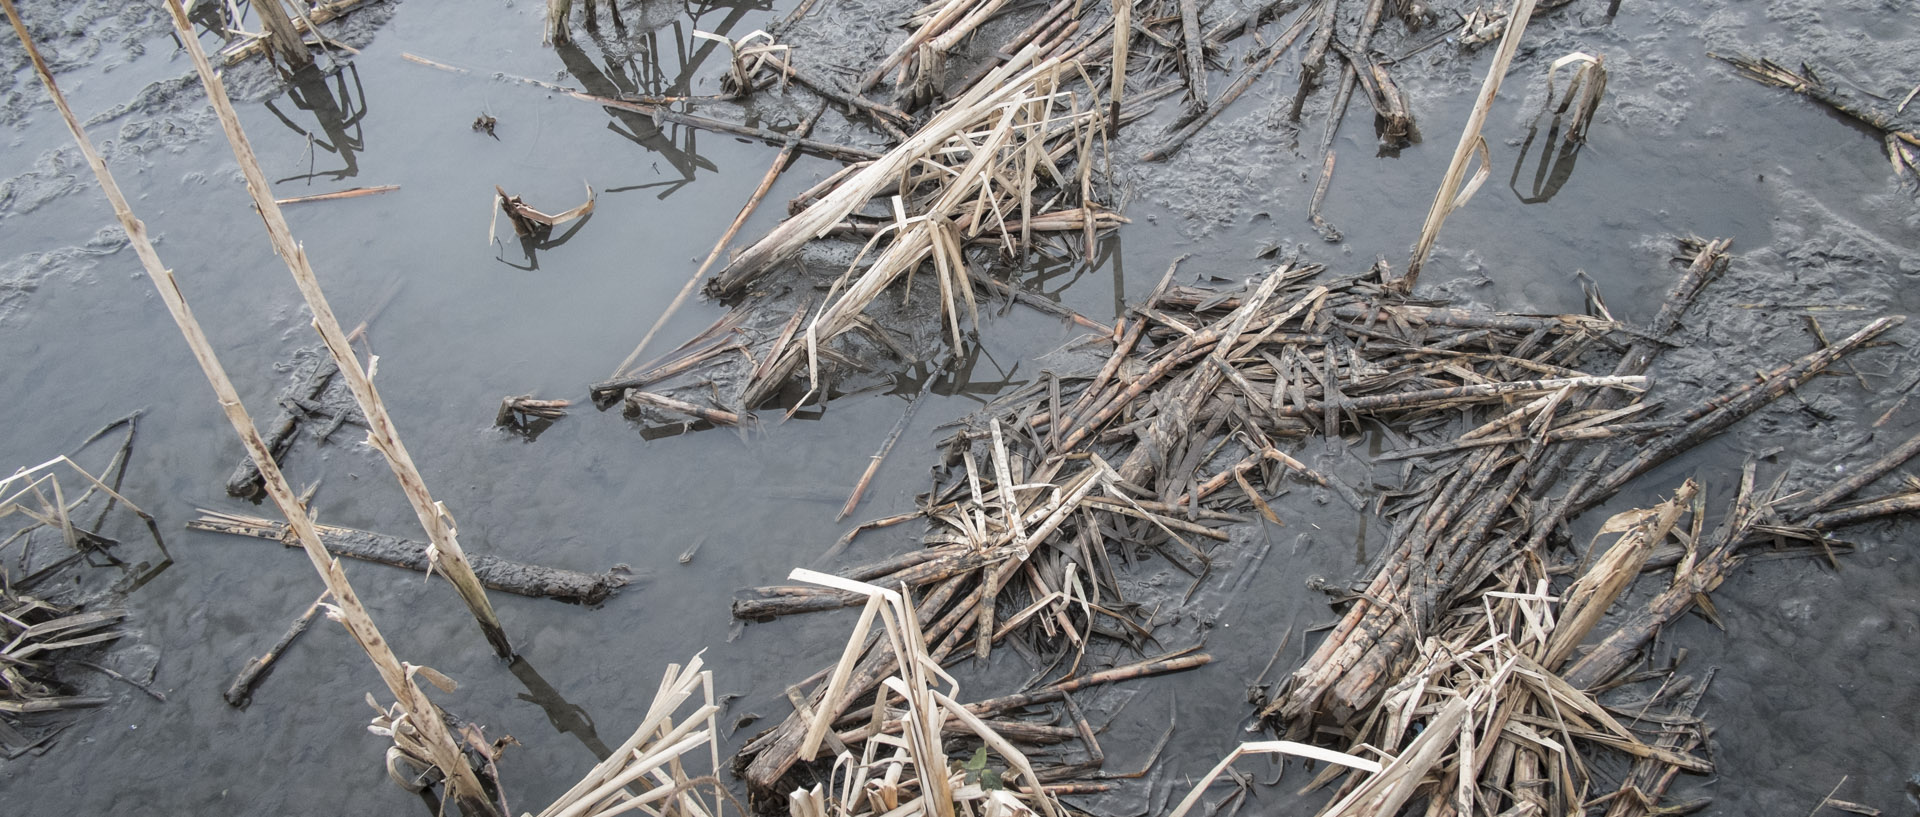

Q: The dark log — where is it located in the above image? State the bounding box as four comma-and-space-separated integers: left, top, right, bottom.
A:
226, 357, 338, 497
188, 514, 629, 604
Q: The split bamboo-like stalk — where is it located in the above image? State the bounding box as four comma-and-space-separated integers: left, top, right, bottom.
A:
252, 0, 314, 70
162, 0, 513, 659
274, 185, 400, 205
219, 0, 364, 65
6, 3, 496, 811
533, 655, 722, 817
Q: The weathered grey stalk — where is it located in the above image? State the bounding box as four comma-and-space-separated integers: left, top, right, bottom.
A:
252, 0, 314, 69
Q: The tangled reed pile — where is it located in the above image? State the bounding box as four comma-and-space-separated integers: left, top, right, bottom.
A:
715, 229, 1916, 815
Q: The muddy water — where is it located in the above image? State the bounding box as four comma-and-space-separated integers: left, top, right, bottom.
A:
2, 0, 1916, 814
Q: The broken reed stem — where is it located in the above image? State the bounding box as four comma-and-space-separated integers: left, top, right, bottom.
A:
1401, 0, 1537, 291
162, 0, 512, 659
8, 4, 496, 812
224, 590, 330, 708
612, 109, 823, 379
1178, 0, 1206, 108
1141, 3, 1316, 161
274, 184, 399, 205
1108, 0, 1129, 134
839, 377, 931, 521
545, 0, 574, 46
252, 0, 314, 70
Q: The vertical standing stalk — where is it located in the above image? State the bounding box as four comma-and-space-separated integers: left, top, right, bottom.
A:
1401, 0, 1537, 291
2, 3, 496, 814
160, 0, 512, 659
252, 0, 314, 70
546, 0, 575, 45
1107, 0, 1129, 134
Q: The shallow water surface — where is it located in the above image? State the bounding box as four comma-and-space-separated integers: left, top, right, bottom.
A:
1, 0, 1916, 814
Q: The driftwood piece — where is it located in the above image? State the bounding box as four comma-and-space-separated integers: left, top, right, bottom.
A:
223, 591, 328, 708
1178, 0, 1207, 107
188, 512, 630, 604
226, 356, 340, 498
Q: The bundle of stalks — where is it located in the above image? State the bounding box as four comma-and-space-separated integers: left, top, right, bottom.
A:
1175, 504, 1712, 817
531, 654, 727, 817
734, 546, 1210, 792
1267, 246, 1906, 732
217, 0, 367, 65
602, 48, 1121, 427
1181, 449, 1919, 817
1711, 53, 1920, 183
1, 423, 168, 594
603, 0, 1487, 426
0, 593, 125, 717
777, 571, 1070, 817
731, 255, 1652, 792
704, 49, 1099, 299
1295, 486, 1713, 817
1, 453, 160, 722
870, 0, 1022, 107
737, 237, 1912, 802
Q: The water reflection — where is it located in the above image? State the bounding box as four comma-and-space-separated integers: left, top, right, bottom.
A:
558, 0, 774, 200
553, 35, 715, 198
265, 63, 369, 184
508, 656, 613, 761
494, 213, 597, 271
897, 344, 1022, 404
1509, 118, 1584, 204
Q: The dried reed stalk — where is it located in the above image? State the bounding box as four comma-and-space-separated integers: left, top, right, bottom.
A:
219, 0, 364, 65
1108, 0, 1129, 131
707, 47, 1062, 296
162, 0, 512, 658
6, 3, 496, 810
611, 109, 825, 379
723, 57, 1106, 412
275, 185, 400, 205
778, 569, 1068, 817
1401, 0, 1538, 290
533, 655, 723, 817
